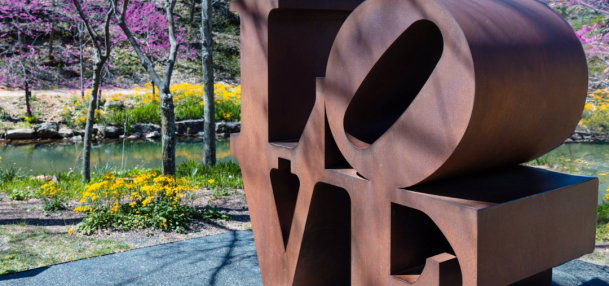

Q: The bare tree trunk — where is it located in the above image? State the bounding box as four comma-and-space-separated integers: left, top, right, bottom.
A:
48, 0, 56, 60
49, 29, 55, 60
150, 57, 155, 97
72, 0, 113, 182
187, 0, 196, 48
79, 29, 85, 99
111, 0, 179, 175
113, 0, 180, 175
189, 0, 196, 26
24, 81, 32, 117
16, 19, 23, 47
160, 89, 176, 175
201, 0, 215, 166
82, 61, 102, 182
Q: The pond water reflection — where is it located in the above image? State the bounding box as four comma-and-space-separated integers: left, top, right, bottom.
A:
0, 137, 235, 174
535, 143, 609, 203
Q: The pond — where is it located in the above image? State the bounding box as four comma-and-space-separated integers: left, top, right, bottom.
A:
535, 143, 609, 204
0, 138, 606, 202
0, 137, 235, 175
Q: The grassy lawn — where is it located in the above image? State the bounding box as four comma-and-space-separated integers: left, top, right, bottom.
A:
0, 223, 130, 275
0, 160, 250, 276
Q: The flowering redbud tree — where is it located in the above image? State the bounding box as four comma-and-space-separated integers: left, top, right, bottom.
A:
0, 0, 66, 118
552, 0, 609, 88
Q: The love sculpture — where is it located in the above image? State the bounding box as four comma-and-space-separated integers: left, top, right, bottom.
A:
229, 0, 598, 285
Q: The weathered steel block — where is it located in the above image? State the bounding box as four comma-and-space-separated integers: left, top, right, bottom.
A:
230, 0, 598, 285
399, 167, 598, 286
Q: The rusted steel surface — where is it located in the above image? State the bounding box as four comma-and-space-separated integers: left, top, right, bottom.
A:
229, 0, 598, 285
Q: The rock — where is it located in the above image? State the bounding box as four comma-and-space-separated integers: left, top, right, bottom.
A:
132, 123, 161, 134
216, 133, 230, 139
34, 122, 58, 138
105, 126, 124, 138
215, 121, 241, 134
146, 131, 161, 138
127, 132, 141, 139
6, 128, 35, 140
104, 100, 124, 111
76, 129, 85, 137
58, 127, 74, 138
176, 119, 204, 134
225, 122, 241, 133
92, 124, 101, 135
71, 135, 82, 141
215, 122, 227, 133
32, 175, 57, 182
196, 131, 205, 137
94, 125, 124, 139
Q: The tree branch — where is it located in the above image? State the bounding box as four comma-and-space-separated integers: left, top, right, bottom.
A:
103, 9, 113, 58
162, 0, 179, 89
71, 0, 102, 54
112, 0, 164, 90
579, 0, 609, 15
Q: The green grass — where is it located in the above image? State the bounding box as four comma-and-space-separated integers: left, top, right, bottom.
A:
99, 99, 240, 127
0, 161, 243, 202
524, 153, 590, 174
176, 160, 243, 189
0, 224, 130, 276
0, 168, 87, 201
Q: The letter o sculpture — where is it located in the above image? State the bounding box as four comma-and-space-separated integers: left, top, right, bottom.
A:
230, 0, 598, 285
324, 0, 588, 188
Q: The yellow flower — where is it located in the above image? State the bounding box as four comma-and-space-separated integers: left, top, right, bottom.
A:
68, 229, 74, 235
103, 172, 115, 181
585, 103, 593, 110
208, 179, 215, 184
111, 201, 119, 213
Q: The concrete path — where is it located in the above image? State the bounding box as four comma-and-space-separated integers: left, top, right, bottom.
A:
1, 230, 608, 286
0, 231, 261, 286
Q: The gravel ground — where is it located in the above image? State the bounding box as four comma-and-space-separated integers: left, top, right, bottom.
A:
0, 230, 608, 286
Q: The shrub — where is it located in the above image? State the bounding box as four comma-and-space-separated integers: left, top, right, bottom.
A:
24, 115, 36, 124
0, 167, 23, 183
130, 103, 162, 125
73, 171, 227, 234
580, 89, 609, 132
8, 189, 31, 201
61, 83, 242, 127
39, 181, 67, 211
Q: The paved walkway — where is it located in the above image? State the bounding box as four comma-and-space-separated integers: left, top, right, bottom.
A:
1, 230, 608, 286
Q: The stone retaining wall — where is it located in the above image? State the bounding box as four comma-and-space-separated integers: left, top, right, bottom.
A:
0, 120, 241, 142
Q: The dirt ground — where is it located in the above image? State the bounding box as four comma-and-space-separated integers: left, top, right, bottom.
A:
0, 188, 251, 249
0, 88, 143, 124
